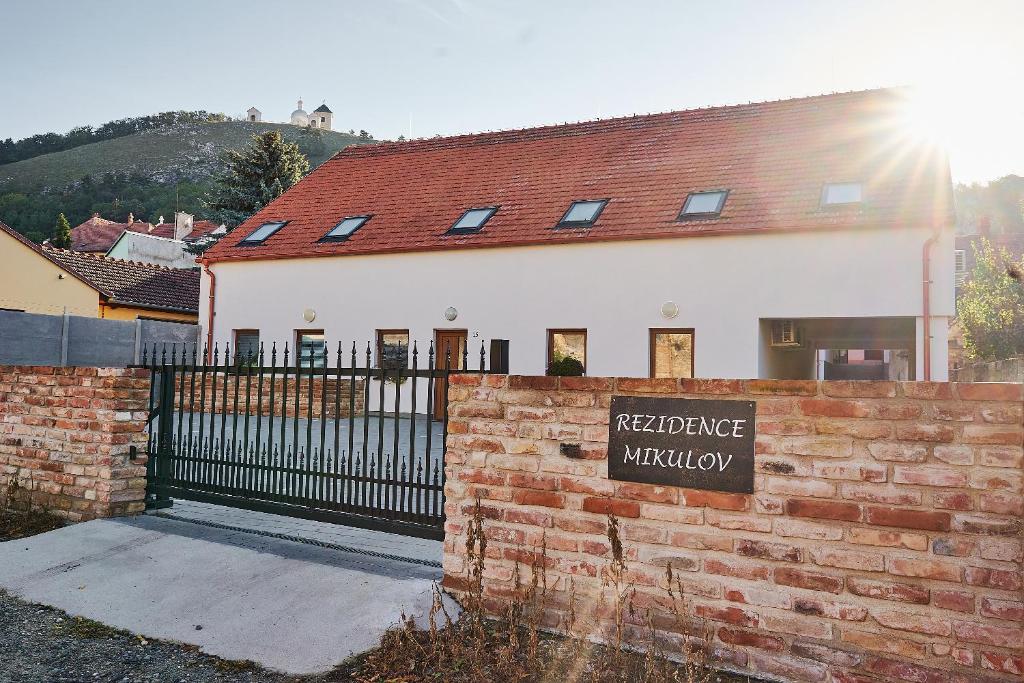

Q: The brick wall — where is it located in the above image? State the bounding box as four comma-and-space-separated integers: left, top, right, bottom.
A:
442, 376, 1024, 683
0, 366, 150, 520
174, 374, 365, 419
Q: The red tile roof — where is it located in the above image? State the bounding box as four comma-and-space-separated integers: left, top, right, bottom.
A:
1, 219, 199, 313
72, 215, 223, 252
43, 248, 200, 314
203, 88, 954, 264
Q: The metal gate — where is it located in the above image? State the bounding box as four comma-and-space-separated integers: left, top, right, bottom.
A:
143, 340, 493, 540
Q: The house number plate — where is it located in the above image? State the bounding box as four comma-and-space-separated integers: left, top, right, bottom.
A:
607, 395, 756, 494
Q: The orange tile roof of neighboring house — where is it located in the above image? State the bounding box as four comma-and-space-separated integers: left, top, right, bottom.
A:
203, 88, 954, 264
43, 248, 200, 313
0, 221, 199, 314
72, 215, 223, 252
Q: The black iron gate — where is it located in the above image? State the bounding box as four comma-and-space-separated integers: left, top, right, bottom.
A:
143, 340, 492, 540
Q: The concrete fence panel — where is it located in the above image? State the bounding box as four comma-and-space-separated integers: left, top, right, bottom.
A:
0, 310, 63, 365
442, 376, 1024, 683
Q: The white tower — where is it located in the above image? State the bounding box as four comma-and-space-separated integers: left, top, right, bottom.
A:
290, 98, 309, 127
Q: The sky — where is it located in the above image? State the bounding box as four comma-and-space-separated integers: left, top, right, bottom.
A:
1, 0, 1021, 184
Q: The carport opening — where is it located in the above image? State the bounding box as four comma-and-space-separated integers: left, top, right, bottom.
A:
759, 317, 916, 380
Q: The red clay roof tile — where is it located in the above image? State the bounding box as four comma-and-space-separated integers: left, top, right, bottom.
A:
203, 89, 954, 264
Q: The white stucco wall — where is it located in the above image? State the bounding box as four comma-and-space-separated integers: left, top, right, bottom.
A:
200, 226, 954, 381
107, 233, 197, 269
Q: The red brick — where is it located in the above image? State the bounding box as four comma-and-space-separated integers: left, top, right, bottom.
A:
508, 375, 558, 390
785, 498, 861, 521
678, 378, 743, 394
694, 605, 758, 627
798, 397, 872, 419
557, 376, 612, 391
981, 598, 1024, 622
892, 465, 967, 487
717, 627, 785, 651
734, 539, 802, 563
980, 651, 1024, 675
580, 497, 640, 518
966, 566, 1023, 591
744, 379, 819, 396
507, 473, 558, 491
680, 489, 749, 511
963, 424, 1024, 446
931, 537, 977, 557
933, 590, 976, 613
822, 380, 897, 398
811, 548, 884, 572
793, 598, 867, 621
847, 528, 928, 551
512, 490, 565, 509
864, 506, 951, 531
933, 491, 973, 511
775, 568, 843, 594
888, 557, 962, 582
955, 382, 1024, 401
846, 578, 929, 604
502, 509, 553, 527
898, 422, 963, 444
613, 377, 678, 393
953, 620, 1024, 648
704, 558, 771, 581
871, 610, 951, 636
863, 657, 962, 681
614, 482, 677, 504
902, 382, 953, 400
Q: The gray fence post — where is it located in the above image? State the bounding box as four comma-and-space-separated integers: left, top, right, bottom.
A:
133, 319, 143, 365
59, 313, 70, 367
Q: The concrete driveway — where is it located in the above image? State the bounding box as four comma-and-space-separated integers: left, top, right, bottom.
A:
0, 514, 445, 674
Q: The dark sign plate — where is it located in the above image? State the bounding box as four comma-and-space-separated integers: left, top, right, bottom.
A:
607, 395, 756, 493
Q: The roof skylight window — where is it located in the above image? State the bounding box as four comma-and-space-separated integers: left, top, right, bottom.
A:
678, 190, 728, 219
448, 207, 497, 234
321, 215, 370, 242
822, 182, 863, 206
241, 221, 287, 245
556, 199, 607, 228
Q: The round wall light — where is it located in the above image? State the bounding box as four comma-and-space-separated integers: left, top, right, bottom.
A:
302, 308, 316, 323
661, 301, 679, 319
444, 306, 458, 321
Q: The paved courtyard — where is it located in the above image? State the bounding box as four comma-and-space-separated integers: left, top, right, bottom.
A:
0, 511, 446, 674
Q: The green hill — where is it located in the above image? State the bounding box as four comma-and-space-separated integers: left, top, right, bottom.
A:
0, 121, 364, 192
0, 120, 371, 242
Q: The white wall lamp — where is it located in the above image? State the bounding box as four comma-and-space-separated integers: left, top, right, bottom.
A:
444, 307, 458, 321
302, 308, 316, 323
661, 301, 679, 319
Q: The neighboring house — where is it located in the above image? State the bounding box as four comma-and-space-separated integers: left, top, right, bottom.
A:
0, 221, 200, 322
73, 211, 224, 254
199, 89, 955, 381
106, 231, 200, 269
954, 229, 1024, 293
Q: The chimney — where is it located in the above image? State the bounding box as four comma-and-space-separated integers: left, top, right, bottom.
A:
979, 215, 991, 237
158, 215, 164, 225
174, 211, 194, 241
127, 213, 134, 225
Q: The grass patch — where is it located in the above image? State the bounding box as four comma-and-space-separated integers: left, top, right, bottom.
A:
53, 616, 128, 640
0, 508, 64, 542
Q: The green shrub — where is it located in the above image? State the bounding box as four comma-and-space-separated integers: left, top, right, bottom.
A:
546, 356, 584, 377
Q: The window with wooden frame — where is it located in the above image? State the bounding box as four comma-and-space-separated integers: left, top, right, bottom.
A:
376, 329, 410, 369
547, 329, 587, 374
649, 328, 694, 378
233, 329, 260, 362
294, 329, 326, 368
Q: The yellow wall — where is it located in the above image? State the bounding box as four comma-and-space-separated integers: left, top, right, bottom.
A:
100, 303, 197, 323
0, 230, 97, 316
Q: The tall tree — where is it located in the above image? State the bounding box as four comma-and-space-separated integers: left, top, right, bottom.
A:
205, 131, 309, 228
957, 238, 1024, 361
51, 212, 72, 249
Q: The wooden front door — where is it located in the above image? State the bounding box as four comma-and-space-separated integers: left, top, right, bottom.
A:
433, 329, 467, 420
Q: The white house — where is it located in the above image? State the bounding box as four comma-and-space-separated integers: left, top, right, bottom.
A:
198, 89, 955, 382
